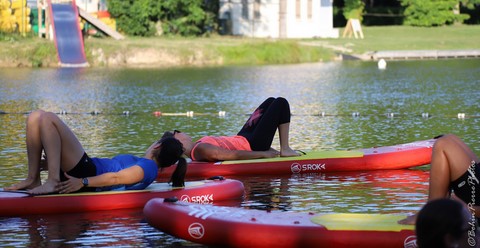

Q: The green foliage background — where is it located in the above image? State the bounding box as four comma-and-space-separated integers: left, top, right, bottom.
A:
107, 0, 217, 36
107, 0, 479, 35
401, 0, 469, 26
343, 0, 365, 21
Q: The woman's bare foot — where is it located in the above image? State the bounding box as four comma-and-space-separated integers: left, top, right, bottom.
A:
27, 180, 58, 194
280, 147, 301, 157
4, 178, 41, 191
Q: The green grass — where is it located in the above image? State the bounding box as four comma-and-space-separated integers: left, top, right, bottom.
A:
217, 40, 334, 65
321, 25, 480, 54
1, 25, 480, 67
0, 33, 57, 67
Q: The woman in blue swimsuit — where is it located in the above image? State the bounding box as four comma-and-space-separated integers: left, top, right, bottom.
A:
5, 110, 187, 195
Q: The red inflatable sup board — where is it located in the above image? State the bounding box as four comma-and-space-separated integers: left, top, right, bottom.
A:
162, 139, 435, 178
144, 198, 417, 248
0, 178, 244, 217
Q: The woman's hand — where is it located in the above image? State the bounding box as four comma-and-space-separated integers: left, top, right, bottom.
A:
398, 214, 417, 225
56, 172, 83, 194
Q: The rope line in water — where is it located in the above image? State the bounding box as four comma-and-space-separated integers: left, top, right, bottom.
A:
0, 110, 478, 119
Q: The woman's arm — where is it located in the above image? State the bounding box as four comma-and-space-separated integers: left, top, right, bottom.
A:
194, 143, 279, 162
56, 165, 144, 193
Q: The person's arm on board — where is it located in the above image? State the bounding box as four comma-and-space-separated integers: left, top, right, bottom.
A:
194, 143, 279, 162
56, 165, 145, 193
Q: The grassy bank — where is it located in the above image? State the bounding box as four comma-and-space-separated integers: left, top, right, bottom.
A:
323, 25, 480, 53
1, 25, 480, 67
82, 36, 335, 67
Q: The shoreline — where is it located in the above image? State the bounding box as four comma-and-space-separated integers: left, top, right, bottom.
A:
3, 47, 480, 69
1, 30, 480, 68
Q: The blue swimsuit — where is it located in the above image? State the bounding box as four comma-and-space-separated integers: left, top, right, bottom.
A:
91, 154, 158, 191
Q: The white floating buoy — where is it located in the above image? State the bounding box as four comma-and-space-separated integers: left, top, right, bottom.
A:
123, 111, 130, 116
378, 59, 387, 70
218, 111, 226, 117
352, 112, 360, 117
457, 113, 466, 119
421, 113, 429, 118
387, 113, 395, 118
186, 111, 194, 117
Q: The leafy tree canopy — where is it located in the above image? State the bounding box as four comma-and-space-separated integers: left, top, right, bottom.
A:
401, 0, 469, 26
107, 0, 217, 36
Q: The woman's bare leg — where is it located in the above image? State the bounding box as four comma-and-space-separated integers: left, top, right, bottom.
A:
278, 123, 300, 157
27, 111, 86, 194
399, 134, 478, 224
428, 134, 478, 201
5, 110, 46, 190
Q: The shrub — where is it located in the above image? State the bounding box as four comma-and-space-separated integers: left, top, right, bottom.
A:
401, 0, 469, 26
107, 0, 218, 37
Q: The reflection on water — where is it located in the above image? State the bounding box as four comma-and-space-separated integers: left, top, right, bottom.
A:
1, 59, 480, 246
0, 209, 196, 247
238, 169, 428, 214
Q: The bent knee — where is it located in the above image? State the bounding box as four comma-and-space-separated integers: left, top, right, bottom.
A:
435, 134, 457, 144
275, 97, 287, 103
27, 110, 47, 123
38, 111, 61, 126
272, 97, 289, 108
433, 134, 455, 150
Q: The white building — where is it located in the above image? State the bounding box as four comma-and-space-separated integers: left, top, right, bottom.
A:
75, 0, 108, 12
219, 0, 338, 38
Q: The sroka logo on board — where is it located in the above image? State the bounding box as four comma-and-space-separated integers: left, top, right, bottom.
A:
291, 162, 326, 173
403, 235, 417, 248
181, 194, 214, 203
188, 222, 205, 239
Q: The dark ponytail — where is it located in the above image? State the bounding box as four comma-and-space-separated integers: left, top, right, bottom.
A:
170, 157, 187, 187
154, 136, 187, 187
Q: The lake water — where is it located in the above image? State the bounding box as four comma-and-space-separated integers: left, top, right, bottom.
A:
0, 59, 479, 246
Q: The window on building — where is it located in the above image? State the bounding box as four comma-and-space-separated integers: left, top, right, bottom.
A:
308, 0, 312, 19
242, 0, 249, 19
254, 0, 261, 19
296, 0, 301, 19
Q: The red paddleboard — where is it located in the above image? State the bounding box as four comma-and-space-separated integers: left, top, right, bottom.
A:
144, 198, 417, 248
161, 139, 435, 178
0, 178, 244, 217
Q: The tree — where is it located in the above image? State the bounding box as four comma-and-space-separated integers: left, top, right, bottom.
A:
343, 0, 365, 21
159, 0, 215, 36
459, 0, 480, 9
401, 0, 469, 26
107, 0, 218, 36
107, 0, 156, 36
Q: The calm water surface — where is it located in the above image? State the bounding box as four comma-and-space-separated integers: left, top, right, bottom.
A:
0, 59, 480, 246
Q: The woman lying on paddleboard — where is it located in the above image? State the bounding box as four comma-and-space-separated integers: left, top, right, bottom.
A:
163, 97, 300, 162
4, 110, 187, 195
399, 134, 480, 226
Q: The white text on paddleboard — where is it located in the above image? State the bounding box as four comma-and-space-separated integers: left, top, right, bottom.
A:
181, 194, 214, 203
291, 162, 326, 173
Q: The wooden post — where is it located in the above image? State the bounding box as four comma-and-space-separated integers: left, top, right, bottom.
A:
37, 0, 42, 37
342, 19, 364, 39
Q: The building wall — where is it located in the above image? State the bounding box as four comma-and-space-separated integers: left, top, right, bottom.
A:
75, 0, 99, 12
219, 0, 338, 38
